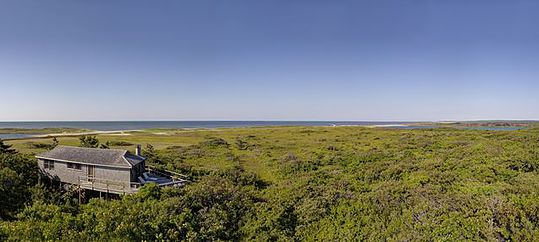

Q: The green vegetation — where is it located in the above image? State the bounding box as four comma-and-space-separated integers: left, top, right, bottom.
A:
25, 137, 59, 150
79, 135, 100, 148
2, 126, 539, 240
0, 140, 37, 220
0, 128, 90, 135
0, 140, 16, 154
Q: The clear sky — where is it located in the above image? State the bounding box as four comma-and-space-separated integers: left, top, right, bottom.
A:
1, 0, 538, 121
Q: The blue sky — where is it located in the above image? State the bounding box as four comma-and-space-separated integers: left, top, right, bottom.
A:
1, 0, 539, 121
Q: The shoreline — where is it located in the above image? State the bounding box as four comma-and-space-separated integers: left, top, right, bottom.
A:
1, 124, 384, 141
2, 121, 533, 141
1, 130, 141, 141
34, 130, 142, 138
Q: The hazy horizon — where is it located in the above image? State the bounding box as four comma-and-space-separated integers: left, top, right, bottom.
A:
2, 0, 539, 121
0, 119, 537, 123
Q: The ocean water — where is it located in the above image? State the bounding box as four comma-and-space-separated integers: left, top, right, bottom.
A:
0, 121, 413, 131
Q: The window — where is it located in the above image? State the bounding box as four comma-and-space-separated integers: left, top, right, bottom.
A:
44, 160, 54, 170
67, 162, 82, 170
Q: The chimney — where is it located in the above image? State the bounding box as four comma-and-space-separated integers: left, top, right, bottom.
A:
135, 144, 141, 156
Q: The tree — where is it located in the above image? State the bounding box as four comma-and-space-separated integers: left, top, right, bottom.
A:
51, 137, 59, 149
143, 144, 159, 163
79, 136, 99, 148
0, 139, 16, 154
0, 174, 258, 241
0, 151, 38, 219
0, 167, 26, 219
145, 144, 156, 157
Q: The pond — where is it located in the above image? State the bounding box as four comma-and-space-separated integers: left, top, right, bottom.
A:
382, 125, 527, 131
392, 125, 440, 130
0, 134, 36, 140
459, 126, 526, 131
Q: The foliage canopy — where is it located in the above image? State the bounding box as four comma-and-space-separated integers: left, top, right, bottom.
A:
3, 126, 539, 241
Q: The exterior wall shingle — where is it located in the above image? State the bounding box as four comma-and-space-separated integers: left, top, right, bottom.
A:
38, 158, 132, 185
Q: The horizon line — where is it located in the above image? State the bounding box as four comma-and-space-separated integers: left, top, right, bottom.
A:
0, 119, 538, 123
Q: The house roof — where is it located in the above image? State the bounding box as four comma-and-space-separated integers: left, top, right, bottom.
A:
36, 146, 145, 168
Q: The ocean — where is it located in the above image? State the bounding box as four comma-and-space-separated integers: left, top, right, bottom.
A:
0, 121, 413, 131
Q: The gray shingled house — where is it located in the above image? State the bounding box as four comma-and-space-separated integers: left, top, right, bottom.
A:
36, 145, 146, 194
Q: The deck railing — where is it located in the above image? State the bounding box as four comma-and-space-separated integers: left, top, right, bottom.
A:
77, 169, 188, 194
78, 176, 141, 194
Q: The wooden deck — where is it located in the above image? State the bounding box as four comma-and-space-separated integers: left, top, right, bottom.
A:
78, 176, 141, 194
78, 173, 186, 195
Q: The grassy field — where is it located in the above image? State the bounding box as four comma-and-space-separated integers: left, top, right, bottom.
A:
8, 125, 539, 181
5, 125, 539, 240
0, 127, 90, 134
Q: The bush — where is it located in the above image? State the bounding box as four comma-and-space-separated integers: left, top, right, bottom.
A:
201, 137, 229, 148
107, 141, 133, 147
0, 153, 38, 219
